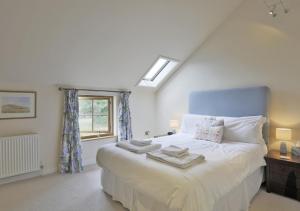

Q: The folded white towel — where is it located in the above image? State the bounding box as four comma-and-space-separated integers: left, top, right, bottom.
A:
147, 151, 205, 169
116, 141, 161, 154
161, 145, 189, 158
130, 139, 152, 146
163, 150, 189, 158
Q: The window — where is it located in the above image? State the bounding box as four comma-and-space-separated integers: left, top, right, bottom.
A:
138, 56, 179, 87
79, 96, 113, 140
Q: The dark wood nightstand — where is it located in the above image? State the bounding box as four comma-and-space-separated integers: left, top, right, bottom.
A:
265, 150, 300, 201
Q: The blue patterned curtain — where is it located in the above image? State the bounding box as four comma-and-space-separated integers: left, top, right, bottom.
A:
118, 92, 132, 141
60, 89, 83, 174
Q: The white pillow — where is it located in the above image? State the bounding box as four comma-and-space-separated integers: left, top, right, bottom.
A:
194, 120, 224, 143
216, 116, 266, 144
180, 114, 216, 135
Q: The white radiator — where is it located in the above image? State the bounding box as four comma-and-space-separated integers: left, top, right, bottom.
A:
0, 134, 40, 179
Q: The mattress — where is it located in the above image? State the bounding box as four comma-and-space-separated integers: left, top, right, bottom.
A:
97, 133, 267, 211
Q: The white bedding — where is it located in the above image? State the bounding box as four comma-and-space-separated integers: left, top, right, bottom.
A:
97, 133, 267, 211
101, 166, 264, 211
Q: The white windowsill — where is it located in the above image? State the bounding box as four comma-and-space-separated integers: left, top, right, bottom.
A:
81, 135, 117, 142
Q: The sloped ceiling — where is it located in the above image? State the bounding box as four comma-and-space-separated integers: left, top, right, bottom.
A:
0, 0, 244, 89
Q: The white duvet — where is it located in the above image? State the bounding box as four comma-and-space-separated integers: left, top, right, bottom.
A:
97, 133, 267, 211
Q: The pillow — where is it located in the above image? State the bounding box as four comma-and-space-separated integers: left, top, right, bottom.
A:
194, 121, 224, 143
180, 114, 216, 135
211, 119, 224, 127
216, 116, 266, 144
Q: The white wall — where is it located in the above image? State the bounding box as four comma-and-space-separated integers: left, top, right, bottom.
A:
155, 0, 300, 151
0, 83, 155, 174
0, 83, 62, 174
0, 0, 243, 88
130, 89, 156, 139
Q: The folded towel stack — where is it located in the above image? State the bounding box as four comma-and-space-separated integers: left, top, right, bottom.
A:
147, 145, 205, 169
291, 146, 300, 156
147, 150, 205, 169
116, 141, 161, 154
161, 145, 189, 158
130, 139, 152, 146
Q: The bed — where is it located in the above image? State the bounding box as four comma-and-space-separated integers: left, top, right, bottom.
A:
97, 86, 270, 211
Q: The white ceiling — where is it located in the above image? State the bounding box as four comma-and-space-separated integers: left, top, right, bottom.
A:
0, 0, 244, 89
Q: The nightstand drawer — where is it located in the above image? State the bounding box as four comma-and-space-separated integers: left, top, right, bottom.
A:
270, 172, 300, 189
270, 162, 300, 178
270, 162, 293, 175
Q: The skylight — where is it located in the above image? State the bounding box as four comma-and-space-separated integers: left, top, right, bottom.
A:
138, 56, 179, 87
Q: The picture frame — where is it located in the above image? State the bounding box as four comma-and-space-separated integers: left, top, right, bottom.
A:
0, 91, 37, 120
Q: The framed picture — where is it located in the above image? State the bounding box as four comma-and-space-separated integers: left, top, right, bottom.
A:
0, 91, 36, 119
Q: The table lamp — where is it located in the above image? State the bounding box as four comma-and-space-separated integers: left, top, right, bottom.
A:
169, 120, 179, 134
276, 128, 292, 155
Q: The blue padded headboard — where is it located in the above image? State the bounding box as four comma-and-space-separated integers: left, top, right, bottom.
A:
189, 86, 270, 143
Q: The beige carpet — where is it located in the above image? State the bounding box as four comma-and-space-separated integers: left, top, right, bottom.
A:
0, 166, 299, 211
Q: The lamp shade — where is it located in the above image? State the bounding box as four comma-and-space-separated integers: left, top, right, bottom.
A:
276, 128, 292, 141
169, 120, 179, 129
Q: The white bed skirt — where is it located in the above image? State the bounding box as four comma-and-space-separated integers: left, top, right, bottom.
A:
101, 167, 264, 211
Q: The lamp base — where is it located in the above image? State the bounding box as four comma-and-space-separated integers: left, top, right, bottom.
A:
280, 141, 288, 155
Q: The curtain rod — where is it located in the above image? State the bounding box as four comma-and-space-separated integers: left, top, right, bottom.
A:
58, 87, 131, 94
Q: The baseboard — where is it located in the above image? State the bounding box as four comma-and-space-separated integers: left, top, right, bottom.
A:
0, 170, 42, 186
42, 167, 58, 175
0, 166, 58, 186
0, 164, 97, 186
42, 161, 97, 173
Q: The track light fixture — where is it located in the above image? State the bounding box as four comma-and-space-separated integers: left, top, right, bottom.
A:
264, 0, 289, 18
268, 4, 277, 17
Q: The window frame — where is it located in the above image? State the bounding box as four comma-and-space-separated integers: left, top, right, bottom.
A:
78, 95, 114, 141
138, 56, 179, 88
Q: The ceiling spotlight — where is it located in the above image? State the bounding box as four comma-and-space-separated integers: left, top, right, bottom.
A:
268, 10, 277, 17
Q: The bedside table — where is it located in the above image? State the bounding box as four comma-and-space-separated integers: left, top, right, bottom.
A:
265, 150, 300, 201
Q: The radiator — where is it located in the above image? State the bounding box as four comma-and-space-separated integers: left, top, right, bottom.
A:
0, 134, 40, 179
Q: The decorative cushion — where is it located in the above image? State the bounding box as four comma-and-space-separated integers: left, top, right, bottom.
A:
210, 119, 224, 127
194, 125, 224, 143
180, 114, 217, 135
193, 119, 225, 143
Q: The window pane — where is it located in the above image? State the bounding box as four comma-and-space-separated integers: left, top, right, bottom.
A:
93, 99, 109, 115
93, 115, 109, 131
144, 57, 169, 81
79, 99, 92, 115
79, 115, 92, 131
138, 57, 178, 88
79, 96, 113, 140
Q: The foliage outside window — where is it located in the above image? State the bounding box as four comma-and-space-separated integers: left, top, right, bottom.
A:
79, 96, 113, 140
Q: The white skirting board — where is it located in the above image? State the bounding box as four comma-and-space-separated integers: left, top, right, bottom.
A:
0, 170, 43, 185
